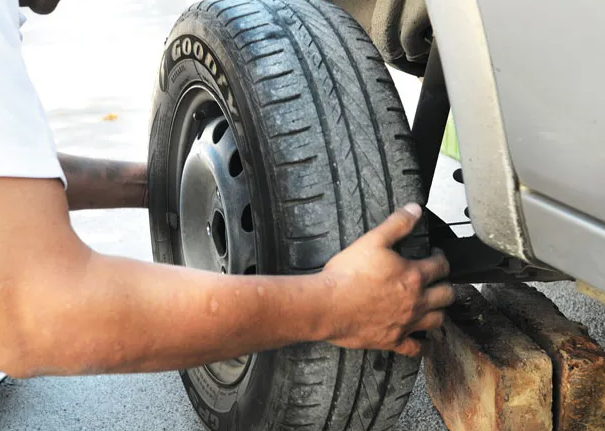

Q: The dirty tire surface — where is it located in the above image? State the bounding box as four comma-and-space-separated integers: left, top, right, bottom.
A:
147, 1, 428, 430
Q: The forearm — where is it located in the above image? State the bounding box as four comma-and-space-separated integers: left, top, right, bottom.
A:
58, 153, 147, 210
14, 251, 331, 377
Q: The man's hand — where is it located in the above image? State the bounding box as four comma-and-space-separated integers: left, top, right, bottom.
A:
322, 203, 454, 357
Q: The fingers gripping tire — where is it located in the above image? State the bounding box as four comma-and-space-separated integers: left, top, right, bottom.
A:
147, 1, 429, 430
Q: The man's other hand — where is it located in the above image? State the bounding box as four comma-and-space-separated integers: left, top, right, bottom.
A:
322, 203, 454, 357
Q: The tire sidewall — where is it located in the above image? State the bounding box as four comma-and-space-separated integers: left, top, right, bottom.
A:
148, 13, 284, 431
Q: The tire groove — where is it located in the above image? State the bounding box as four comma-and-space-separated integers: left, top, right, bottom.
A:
394, 390, 412, 402
286, 232, 330, 242
292, 380, 324, 386
366, 55, 383, 63
376, 77, 395, 86
282, 193, 324, 207
254, 69, 295, 84
216, 1, 251, 17
367, 352, 397, 431
286, 355, 331, 362
270, 125, 312, 139
260, 93, 302, 107
355, 37, 374, 44
233, 22, 270, 38
281, 422, 315, 428
225, 10, 261, 25
275, 154, 317, 167
239, 34, 280, 50
245, 48, 285, 64
286, 402, 323, 409
205, 0, 229, 12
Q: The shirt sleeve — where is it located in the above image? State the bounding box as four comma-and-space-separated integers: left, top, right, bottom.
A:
0, 0, 66, 187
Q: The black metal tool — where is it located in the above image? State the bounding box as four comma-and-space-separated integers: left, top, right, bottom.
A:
435, 236, 571, 284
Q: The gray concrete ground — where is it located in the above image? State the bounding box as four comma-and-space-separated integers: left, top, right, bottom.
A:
1, 1, 603, 430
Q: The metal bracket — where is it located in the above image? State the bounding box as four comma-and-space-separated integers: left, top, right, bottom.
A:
412, 42, 450, 194
435, 236, 571, 284
423, 210, 570, 284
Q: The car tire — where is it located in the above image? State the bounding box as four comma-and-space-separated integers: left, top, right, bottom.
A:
147, 1, 428, 430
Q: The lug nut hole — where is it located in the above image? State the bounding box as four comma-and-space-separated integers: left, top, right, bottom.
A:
229, 150, 244, 177
211, 210, 228, 257
212, 119, 229, 144
241, 204, 253, 233
244, 265, 257, 275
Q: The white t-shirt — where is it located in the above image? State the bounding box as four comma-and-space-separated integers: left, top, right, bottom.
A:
0, 0, 66, 185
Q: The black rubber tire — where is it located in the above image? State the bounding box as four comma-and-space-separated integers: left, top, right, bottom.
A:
147, 1, 429, 430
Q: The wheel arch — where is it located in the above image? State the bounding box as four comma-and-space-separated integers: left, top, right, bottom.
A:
424, 0, 533, 261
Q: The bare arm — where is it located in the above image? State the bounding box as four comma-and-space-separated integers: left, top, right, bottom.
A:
58, 153, 147, 210
0, 178, 452, 378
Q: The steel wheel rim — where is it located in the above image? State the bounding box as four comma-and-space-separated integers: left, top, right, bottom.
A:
174, 85, 256, 386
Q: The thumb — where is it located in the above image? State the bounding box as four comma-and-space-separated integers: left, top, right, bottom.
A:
364, 204, 422, 248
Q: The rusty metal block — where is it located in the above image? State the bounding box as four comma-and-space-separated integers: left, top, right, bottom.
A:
425, 284, 552, 431
483, 283, 605, 431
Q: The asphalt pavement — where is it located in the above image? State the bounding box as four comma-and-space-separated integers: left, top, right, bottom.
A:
1, 1, 603, 430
